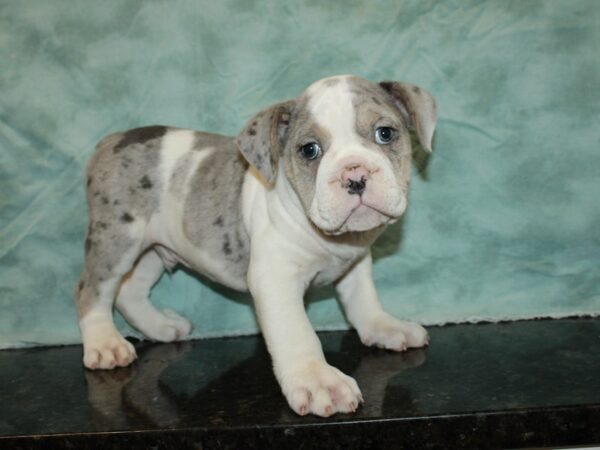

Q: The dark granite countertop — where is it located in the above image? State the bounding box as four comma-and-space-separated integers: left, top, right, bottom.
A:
1, 318, 599, 449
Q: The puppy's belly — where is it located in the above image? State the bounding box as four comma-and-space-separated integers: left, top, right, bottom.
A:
156, 241, 249, 292
147, 201, 250, 292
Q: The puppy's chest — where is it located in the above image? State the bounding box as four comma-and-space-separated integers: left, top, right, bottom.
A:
305, 231, 377, 287
310, 251, 364, 287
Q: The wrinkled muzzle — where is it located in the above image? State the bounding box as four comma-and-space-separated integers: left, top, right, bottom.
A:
309, 151, 407, 235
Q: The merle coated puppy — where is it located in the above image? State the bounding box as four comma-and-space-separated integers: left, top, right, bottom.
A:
76, 75, 437, 417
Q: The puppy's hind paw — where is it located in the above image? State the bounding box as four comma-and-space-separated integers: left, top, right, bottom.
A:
142, 309, 192, 343
83, 332, 137, 370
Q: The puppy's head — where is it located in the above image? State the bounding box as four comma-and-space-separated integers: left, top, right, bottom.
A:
237, 75, 437, 235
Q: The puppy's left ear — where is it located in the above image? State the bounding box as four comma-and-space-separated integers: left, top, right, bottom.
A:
236, 100, 295, 186
379, 81, 437, 152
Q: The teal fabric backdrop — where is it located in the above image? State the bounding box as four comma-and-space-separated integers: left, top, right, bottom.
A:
1, 0, 599, 348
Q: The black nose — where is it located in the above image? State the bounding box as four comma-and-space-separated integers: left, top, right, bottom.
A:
346, 177, 366, 195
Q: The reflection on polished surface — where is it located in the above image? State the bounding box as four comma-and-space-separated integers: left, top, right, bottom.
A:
81, 333, 429, 430
1, 319, 600, 449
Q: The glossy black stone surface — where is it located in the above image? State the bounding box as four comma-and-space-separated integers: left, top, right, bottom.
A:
1, 319, 600, 449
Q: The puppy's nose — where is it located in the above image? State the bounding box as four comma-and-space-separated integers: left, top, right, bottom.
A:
343, 164, 368, 195
347, 178, 366, 195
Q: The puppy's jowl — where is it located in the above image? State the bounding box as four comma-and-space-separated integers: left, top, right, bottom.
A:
76, 75, 437, 417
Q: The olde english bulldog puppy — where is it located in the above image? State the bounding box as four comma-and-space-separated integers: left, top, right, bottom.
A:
75, 75, 437, 417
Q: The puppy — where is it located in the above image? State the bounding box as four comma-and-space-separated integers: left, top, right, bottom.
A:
76, 75, 437, 417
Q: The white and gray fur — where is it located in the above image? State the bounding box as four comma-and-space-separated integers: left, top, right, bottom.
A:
75, 75, 437, 417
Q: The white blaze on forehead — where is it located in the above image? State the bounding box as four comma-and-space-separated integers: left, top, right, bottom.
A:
307, 76, 356, 145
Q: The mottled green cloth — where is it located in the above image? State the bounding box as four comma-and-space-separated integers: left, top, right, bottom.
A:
1, 1, 599, 348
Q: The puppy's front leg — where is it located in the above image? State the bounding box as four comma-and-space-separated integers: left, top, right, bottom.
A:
248, 240, 362, 417
337, 252, 429, 351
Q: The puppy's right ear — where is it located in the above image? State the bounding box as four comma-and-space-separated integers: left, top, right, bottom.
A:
236, 100, 295, 186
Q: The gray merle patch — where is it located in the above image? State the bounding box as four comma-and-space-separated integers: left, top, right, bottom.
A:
114, 126, 168, 153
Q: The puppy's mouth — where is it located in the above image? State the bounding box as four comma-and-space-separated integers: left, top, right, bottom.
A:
311, 196, 402, 236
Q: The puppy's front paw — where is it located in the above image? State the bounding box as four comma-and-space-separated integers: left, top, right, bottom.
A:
83, 326, 137, 370
281, 360, 363, 417
360, 313, 429, 351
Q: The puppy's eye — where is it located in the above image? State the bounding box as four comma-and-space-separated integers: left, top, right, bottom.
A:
375, 127, 395, 144
298, 142, 322, 160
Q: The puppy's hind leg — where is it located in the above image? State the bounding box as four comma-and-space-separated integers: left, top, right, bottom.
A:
76, 220, 146, 370
116, 249, 192, 342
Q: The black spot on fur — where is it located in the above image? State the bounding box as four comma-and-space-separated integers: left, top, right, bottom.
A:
87, 177, 93, 187
96, 221, 108, 230
78, 281, 84, 292
139, 175, 153, 189
114, 126, 168, 153
248, 128, 256, 136
213, 216, 224, 227
121, 212, 134, 223
85, 238, 92, 254
101, 196, 109, 205
379, 81, 393, 92
222, 235, 232, 255
113, 199, 120, 205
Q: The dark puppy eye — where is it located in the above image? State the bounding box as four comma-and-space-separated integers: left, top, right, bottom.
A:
375, 127, 395, 144
298, 142, 322, 160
